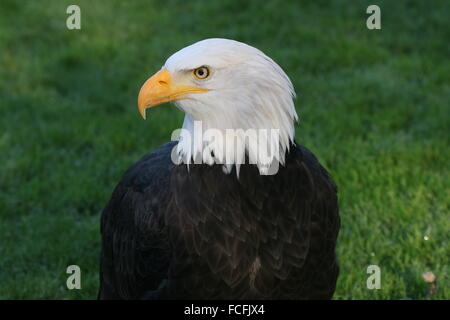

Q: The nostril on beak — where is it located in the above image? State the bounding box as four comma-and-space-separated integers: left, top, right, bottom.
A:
158, 80, 169, 87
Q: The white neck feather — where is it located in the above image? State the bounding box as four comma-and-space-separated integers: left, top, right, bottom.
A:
174, 89, 297, 176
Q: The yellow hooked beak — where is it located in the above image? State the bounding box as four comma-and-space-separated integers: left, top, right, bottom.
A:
137, 69, 209, 119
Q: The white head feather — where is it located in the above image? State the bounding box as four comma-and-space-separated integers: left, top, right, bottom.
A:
163, 38, 298, 175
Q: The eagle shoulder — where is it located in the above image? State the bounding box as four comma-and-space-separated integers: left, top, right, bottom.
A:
99, 142, 176, 299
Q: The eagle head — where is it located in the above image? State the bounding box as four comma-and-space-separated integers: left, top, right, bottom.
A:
137, 38, 298, 175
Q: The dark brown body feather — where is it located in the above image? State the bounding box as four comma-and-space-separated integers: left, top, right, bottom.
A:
99, 141, 340, 299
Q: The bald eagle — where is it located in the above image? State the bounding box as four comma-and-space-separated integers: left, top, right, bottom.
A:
99, 39, 340, 300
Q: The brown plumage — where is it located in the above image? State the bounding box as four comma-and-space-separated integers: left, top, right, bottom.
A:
99, 141, 340, 299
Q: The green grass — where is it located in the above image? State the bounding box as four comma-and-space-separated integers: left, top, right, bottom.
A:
0, 0, 448, 299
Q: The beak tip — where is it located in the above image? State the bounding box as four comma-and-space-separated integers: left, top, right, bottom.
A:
139, 107, 147, 120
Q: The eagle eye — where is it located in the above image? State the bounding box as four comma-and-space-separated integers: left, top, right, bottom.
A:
193, 66, 210, 80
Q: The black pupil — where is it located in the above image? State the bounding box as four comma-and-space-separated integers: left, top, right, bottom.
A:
197, 69, 205, 76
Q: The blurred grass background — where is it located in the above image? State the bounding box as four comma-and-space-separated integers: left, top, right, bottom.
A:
0, 0, 448, 299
